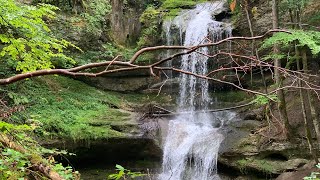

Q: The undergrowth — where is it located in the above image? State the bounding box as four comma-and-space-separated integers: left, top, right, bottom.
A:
0, 121, 79, 179
4, 76, 129, 140
2, 76, 170, 140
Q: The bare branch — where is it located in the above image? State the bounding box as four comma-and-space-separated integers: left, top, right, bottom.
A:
0, 29, 299, 100
131, 29, 291, 64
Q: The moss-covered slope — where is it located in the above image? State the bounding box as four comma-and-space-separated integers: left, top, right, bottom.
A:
5, 76, 133, 140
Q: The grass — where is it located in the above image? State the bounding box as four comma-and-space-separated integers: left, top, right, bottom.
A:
4, 76, 171, 141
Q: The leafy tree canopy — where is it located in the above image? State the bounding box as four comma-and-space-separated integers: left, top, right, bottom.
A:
0, 0, 79, 72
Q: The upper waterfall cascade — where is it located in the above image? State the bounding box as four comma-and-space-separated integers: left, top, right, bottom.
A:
159, 1, 234, 180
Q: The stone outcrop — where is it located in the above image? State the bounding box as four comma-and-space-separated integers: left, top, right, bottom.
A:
110, 0, 145, 46
43, 110, 164, 167
88, 76, 160, 92
218, 108, 312, 178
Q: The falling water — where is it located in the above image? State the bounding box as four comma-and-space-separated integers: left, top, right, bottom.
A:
163, 20, 173, 78
160, 1, 233, 180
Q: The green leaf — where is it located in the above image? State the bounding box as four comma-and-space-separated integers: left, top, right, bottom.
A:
261, 30, 320, 56
115, 164, 125, 171
252, 94, 278, 105
0, 0, 81, 72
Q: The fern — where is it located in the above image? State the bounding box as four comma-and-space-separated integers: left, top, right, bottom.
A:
261, 30, 320, 55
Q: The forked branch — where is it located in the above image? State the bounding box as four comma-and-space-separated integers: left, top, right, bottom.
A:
0, 29, 299, 98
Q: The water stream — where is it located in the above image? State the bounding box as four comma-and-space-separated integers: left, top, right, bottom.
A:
160, 2, 233, 180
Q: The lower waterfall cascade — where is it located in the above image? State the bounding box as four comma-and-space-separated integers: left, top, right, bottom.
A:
159, 1, 234, 180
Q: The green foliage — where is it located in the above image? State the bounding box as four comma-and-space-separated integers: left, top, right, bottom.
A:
308, 12, 320, 25
160, 0, 206, 18
252, 94, 278, 105
0, 148, 30, 179
280, 0, 310, 11
261, 30, 320, 55
73, 43, 141, 64
4, 75, 171, 140
53, 163, 75, 180
101, 43, 137, 61
7, 76, 129, 140
140, 6, 161, 25
32, 0, 74, 11
0, 0, 80, 72
0, 146, 77, 179
7, 92, 29, 105
0, 121, 78, 179
0, 121, 32, 133
138, 6, 162, 47
304, 172, 320, 180
80, 0, 111, 37
161, 0, 205, 9
108, 164, 146, 180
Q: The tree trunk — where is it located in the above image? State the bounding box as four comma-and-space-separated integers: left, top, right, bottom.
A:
243, 0, 268, 93
301, 48, 320, 149
272, 0, 292, 138
244, 1, 271, 130
244, 1, 254, 87
296, 48, 319, 163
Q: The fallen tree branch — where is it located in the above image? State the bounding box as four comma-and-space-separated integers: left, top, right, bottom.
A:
0, 29, 296, 99
151, 101, 255, 117
130, 29, 291, 64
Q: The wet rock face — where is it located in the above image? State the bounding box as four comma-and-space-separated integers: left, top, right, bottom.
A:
218, 116, 311, 177
233, 0, 272, 37
110, 0, 145, 46
88, 76, 160, 92
46, 116, 163, 168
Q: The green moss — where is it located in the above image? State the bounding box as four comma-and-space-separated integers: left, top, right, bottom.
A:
236, 158, 280, 175
161, 0, 205, 9
256, 160, 275, 174
138, 6, 162, 48
7, 76, 130, 140
237, 159, 249, 174
160, 0, 207, 18
6, 76, 172, 140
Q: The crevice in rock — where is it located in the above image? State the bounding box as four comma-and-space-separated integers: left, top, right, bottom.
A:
54, 138, 162, 169
214, 11, 232, 21
264, 153, 288, 161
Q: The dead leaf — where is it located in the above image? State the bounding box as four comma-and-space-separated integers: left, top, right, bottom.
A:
230, 0, 237, 12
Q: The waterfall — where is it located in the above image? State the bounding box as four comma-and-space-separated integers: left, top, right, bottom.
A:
163, 20, 173, 79
159, 1, 233, 180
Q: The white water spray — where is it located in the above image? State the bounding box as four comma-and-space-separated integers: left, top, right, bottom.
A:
160, 1, 233, 180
